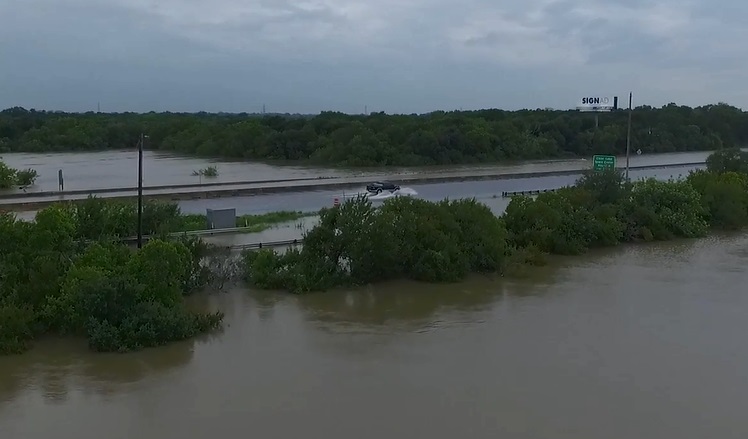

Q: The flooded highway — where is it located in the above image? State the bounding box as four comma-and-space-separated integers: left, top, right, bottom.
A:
7, 163, 702, 224
1, 234, 747, 439
0, 149, 714, 195
172, 163, 702, 215
8, 163, 703, 222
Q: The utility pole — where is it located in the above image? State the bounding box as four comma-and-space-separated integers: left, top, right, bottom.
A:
625, 92, 633, 180
137, 133, 147, 249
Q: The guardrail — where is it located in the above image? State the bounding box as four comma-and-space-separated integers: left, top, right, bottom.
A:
117, 225, 288, 242
115, 222, 308, 246
229, 238, 303, 250
120, 234, 304, 250
501, 189, 558, 197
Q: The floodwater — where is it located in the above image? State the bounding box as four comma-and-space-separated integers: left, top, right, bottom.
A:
0, 149, 714, 194
171, 163, 701, 216
2, 235, 748, 439
9, 162, 705, 220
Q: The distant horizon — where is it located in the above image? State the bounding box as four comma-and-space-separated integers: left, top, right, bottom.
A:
2, 100, 744, 116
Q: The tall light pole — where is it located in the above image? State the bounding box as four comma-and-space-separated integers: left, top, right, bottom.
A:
137, 133, 149, 248
625, 92, 633, 180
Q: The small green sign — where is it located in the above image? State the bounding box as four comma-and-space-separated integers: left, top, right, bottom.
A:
592, 154, 616, 171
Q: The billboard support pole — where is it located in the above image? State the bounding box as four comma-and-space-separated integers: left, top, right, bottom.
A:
593, 113, 599, 152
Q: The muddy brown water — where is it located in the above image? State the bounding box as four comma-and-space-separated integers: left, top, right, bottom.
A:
2, 234, 748, 438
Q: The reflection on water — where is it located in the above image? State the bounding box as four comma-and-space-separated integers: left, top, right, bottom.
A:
2, 235, 748, 439
296, 271, 559, 331
0, 338, 195, 405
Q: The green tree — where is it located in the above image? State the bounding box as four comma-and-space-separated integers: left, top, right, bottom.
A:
244, 195, 509, 292
705, 148, 748, 174
0, 160, 17, 188
0, 201, 225, 355
620, 178, 708, 241
687, 170, 748, 229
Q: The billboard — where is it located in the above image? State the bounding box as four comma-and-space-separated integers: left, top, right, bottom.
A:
576, 96, 617, 112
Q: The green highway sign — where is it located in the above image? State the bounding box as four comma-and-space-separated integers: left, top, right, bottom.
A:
592, 154, 616, 171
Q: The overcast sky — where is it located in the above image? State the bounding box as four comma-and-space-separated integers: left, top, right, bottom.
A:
1, 0, 745, 114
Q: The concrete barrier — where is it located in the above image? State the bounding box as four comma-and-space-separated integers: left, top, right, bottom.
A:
0, 175, 338, 200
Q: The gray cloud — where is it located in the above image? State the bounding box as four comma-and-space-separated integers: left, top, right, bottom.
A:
0, 0, 746, 113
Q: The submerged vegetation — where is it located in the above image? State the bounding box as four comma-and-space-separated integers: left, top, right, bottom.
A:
0, 158, 38, 188
243, 197, 509, 293
1, 103, 748, 166
192, 165, 219, 177
0, 208, 225, 355
0, 197, 311, 355
243, 148, 748, 293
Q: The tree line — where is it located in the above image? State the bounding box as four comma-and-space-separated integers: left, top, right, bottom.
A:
1, 103, 747, 166
243, 149, 748, 293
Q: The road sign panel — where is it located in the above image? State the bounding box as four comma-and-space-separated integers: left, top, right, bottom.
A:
592, 154, 616, 171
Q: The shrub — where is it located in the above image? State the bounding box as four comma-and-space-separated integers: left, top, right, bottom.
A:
0, 207, 225, 354
243, 196, 509, 293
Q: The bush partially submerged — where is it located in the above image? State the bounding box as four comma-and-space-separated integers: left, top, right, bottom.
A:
243, 154, 748, 294
243, 197, 508, 293
0, 159, 38, 188
0, 207, 225, 355
15, 168, 38, 186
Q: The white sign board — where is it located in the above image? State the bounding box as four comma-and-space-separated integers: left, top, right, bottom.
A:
576, 96, 614, 112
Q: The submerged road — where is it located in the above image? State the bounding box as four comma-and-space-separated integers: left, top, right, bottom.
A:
1, 161, 704, 210
10, 163, 703, 221
175, 163, 703, 215
0, 149, 717, 196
